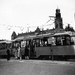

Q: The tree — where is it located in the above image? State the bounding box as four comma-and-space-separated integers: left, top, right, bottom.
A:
35, 27, 41, 32
11, 31, 17, 40
65, 24, 74, 32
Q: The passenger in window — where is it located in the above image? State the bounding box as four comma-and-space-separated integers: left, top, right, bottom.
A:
36, 40, 40, 47
62, 37, 66, 45
61, 39, 63, 45
66, 37, 70, 45
45, 41, 47, 46
40, 40, 42, 46
56, 37, 61, 46
71, 37, 75, 45
41, 40, 44, 46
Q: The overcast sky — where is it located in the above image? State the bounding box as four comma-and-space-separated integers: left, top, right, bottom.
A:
0, 0, 75, 40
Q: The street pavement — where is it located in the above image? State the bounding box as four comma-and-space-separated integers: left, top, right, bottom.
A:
0, 59, 75, 75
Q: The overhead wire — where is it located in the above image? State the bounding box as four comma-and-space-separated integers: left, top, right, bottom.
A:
0, 16, 55, 32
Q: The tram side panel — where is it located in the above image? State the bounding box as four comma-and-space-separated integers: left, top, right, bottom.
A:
0, 49, 7, 58
35, 45, 75, 59
0, 49, 12, 58
52, 45, 75, 55
35, 46, 52, 59
52, 45, 75, 59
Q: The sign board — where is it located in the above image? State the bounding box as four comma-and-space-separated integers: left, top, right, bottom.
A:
21, 41, 26, 47
48, 37, 55, 45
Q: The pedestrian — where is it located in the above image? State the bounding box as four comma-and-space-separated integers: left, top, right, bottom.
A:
14, 47, 18, 59
7, 47, 10, 61
18, 44, 22, 60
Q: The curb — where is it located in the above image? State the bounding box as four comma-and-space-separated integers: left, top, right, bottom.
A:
0, 59, 74, 64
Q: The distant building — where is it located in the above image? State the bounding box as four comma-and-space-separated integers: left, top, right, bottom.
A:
11, 31, 17, 40
55, 8, 63, 29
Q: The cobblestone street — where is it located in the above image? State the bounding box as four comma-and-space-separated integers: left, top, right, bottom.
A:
0, 59, 75, 75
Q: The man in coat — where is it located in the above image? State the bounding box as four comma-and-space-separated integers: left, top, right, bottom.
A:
7, 47, 10, 61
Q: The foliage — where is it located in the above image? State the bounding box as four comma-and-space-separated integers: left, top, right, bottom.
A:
65, 24, 74, 32
35, 27, 41, 32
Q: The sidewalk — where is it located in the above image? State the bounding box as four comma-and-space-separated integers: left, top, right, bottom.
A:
0, 58, 75, 65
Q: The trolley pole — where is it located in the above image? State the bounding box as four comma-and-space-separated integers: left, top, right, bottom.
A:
52, 49, 53, 61
51, 46, 53, 61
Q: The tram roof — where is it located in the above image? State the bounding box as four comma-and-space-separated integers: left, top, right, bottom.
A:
12, 33, 53, 41
54, 31, 75, 36
0, 40, 12, 44
12, 36, 24, 42
23, 33, 53, 40
37, 33, 53, 37
12, 31, 75, 41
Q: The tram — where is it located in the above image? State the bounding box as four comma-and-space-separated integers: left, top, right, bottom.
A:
1, 31, 75, 60
19, 31, 75, 60
0, 40, 12, 58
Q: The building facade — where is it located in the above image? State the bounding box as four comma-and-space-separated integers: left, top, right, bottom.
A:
55, 8, 63, 29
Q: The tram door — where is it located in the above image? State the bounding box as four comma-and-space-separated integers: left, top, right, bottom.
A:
29, 40, 36, 58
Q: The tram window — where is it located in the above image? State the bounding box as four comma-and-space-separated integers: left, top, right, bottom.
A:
0, 43, 6, 49
45, 41, 47, 46
48, 38, 51, 45
35, 38, 48, 47
26, 40, 29, 46
47, 37, 56, 46
55, 36, 71, 46
56, 36, 65, 46
56, 37, 62, 46
33, 40, 36, 46
66, 36, 71, 45
21, 41, 26, 47
36, 39, 40, 47
71, 37, 75, 45
35, 37, 56, 47
40, 40, 44, 46
41, 38, 48, 46
62, 36, 65, 45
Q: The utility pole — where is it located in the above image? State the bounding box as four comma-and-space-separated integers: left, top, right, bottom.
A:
27, 24, 29, 32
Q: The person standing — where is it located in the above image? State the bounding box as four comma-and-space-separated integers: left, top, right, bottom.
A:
18, 44, 22, 60
14, 47, 18, 59
7, 47, 10, 61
